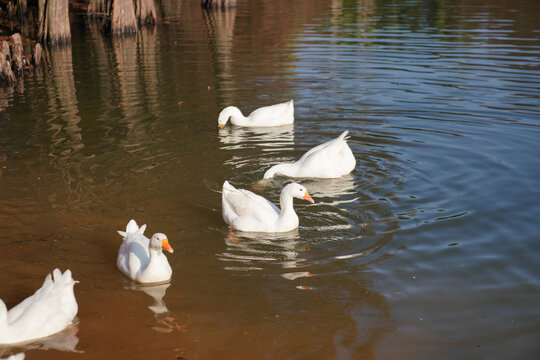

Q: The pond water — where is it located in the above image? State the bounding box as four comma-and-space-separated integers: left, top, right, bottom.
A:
1, 0, 539, 359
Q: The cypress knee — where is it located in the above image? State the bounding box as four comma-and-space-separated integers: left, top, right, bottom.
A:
33, 43, 43, 66
0, 41, 10, 62
0, 59, 17, 84
11, 34, 24, 73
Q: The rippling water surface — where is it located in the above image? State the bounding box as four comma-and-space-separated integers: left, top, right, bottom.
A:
1, 0, 539, 359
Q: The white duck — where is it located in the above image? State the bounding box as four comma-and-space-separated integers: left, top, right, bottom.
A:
222, 181, 314, 232
263, 130, 356, 179
218, 99, 294, 128
117, 220, 174, 284
0, 269, 78, 345
1, 354, 25, 360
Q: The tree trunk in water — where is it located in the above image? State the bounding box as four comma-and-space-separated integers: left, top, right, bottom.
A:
111, 0, 138, 36
135, 0, 157, 26
38, 0, 71, 45
201, 0, 237, 9
88, 0, 155, 35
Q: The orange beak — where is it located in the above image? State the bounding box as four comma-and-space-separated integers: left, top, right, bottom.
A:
303, 191, 314, 203
161, 238, 174, 253
218, 124, 224, 129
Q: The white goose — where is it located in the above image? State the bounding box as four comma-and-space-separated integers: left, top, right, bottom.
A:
264, 130, 356, 179
117, 220, 174, 284
0, 353, 25, 360
218, 100, 294, 128
0, 269, 78, 345
222, 181, 314, 233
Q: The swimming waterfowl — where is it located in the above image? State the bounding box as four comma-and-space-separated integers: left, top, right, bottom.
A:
117, 220, 174, 284
222, 181, 314, 232
0, 269, 78, 345
218, 100, 294, 128
264, 130, 356, 179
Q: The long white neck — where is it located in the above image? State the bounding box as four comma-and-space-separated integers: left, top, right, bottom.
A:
148, 247, 162, 262
141, 248, 164, 276
277, 188, 298, 229
224, 106, 247, 126
0, 298, 8, 329
264, 163, 296, 179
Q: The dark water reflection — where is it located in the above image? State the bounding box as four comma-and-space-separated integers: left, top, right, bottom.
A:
1, 0, 540, 359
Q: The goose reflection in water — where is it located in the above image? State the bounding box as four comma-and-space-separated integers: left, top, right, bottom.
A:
0, 323, 81, 359
219, 229, 313, 278
218, 125, 295, 152
126, 283, 185, 334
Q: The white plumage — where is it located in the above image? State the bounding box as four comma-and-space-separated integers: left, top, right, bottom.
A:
222, 181, 314, 233
264, 130, 356, 179
0, 269, 78, 345
218, 100, 294, 128
117, 220, 174, 284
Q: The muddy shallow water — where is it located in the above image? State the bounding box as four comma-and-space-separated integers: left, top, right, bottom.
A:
1, 0, 540, 359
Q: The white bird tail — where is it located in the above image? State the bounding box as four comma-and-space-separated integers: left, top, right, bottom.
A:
223, 180, 235, 191
338, 130, 350, 141
117, 219, 147, 238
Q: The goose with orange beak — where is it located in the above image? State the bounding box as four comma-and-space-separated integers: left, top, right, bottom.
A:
222, 181, 314, 233
117, 220, 174, 284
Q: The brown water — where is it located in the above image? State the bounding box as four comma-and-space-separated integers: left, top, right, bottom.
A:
1, 0, 540, 359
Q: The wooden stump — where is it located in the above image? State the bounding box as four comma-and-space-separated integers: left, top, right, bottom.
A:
0, 41, 10, 61
111, 0, 138, 36
0, 34, 45, 84
89, 0, 156, 35
0, 59, 17, 84
11, 45, 23, 72
11, 33, 23, 49
11, 33, 24, 73
33, 43, 43, 66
